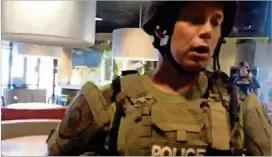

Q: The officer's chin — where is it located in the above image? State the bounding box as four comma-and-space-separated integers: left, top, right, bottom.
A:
181, 61, 208, 72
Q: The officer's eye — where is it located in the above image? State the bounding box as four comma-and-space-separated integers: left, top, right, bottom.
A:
211, 14, 223, 27
179, 14, 205, 25
211, 19, 220, 27
190, 16, 205, 25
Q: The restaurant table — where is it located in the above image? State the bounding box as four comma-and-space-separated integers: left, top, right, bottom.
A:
2, 103, 64, 156
1, 135, 48, 156
6, 103, 64, 109
2, 103, 66, 120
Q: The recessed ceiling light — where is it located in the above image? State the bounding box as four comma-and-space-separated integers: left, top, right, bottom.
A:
95, 17, 103, 21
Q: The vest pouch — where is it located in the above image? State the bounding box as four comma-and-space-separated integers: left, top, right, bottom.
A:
205, 102, 231, 150
152, 123, 208, 146
151, 123, 208, 156
122, 107, 152, 156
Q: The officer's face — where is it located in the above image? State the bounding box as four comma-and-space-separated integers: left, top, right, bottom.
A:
171, 2, 224, 71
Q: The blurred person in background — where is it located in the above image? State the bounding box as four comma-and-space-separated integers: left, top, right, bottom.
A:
233, 61, 260, 100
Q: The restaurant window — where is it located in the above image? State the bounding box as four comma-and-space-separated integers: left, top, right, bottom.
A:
39, 57, 54, 100
11, 51, 25, 83
26, 56, 39, 88
1, 49, 9, 86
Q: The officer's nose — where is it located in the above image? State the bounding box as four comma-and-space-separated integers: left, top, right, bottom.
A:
199, 22, 212, 40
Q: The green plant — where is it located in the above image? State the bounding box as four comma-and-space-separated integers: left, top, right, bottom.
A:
98, 40, 120, 78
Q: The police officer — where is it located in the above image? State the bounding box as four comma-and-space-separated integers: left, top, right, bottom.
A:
47, 1, 271, 156
233, 61, 260, 99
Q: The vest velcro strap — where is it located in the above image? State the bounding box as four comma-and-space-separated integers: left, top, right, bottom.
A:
177, 130, 187, 142
153, 123, 201, 132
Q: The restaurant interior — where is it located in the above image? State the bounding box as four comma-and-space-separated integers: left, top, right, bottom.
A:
1, 1, 271, 156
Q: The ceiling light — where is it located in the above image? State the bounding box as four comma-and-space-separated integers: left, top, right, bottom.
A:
112, 28, 159, 61
112, 4, 158, 62
95, 17, 103, 21
2, 1, 97, 48
17, 43, 62, 58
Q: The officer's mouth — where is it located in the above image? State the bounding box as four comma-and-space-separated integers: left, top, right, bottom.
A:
192, 46, 210, 54
190, 46, 210, 58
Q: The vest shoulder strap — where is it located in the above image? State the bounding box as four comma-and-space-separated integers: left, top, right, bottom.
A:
204, 71, 244, 154
109, 71, 144, 154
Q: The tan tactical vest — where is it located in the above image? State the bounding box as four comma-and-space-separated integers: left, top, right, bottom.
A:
108, 74, 244, 156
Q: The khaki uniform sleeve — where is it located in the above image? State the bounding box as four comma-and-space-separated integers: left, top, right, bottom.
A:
242, 94, 272, 156
47, 82, 113, 156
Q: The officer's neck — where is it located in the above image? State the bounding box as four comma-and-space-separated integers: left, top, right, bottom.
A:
150, 59, 201, 94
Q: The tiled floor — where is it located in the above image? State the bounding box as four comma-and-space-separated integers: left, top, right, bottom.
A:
1, 135, 48, 156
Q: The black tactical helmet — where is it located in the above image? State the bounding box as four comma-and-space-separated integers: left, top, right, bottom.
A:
239, 61, 250, 68
143, 1, 237, 41
142, 1, 237, 73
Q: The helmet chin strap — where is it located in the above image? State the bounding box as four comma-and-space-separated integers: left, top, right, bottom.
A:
160, 37, 204, 76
